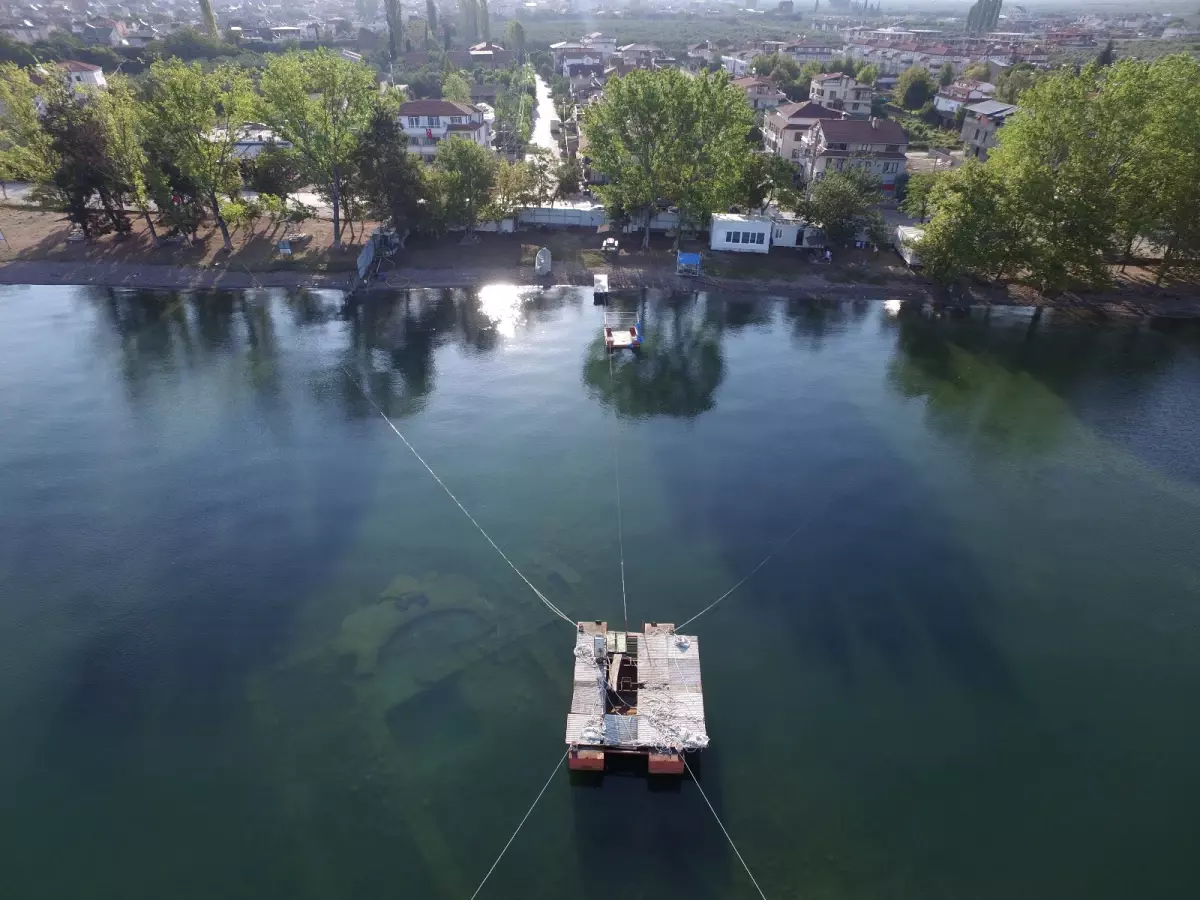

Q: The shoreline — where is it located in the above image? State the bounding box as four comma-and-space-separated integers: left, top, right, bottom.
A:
3, 258, 1200, 318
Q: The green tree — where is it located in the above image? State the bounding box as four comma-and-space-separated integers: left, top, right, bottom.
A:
917, 161, 1022, 284
896, 66, 935, 110
260, 49, 380, 248
384, 0, 402, 59
434, 135, 496, 230
962, 61, 991, 81
899, 170, 942, 223
552, 155, 582, 202
97, 74, 160, 242
459, 0, 478, 45
583, 68, 754, 249
352, 107, 431, 237
442, 70, 471, 103
856, 63, 879, 86
995, 63, 1038, 103
985, 64, 1115, 293
798, 168, 884, 248
938, 61, 955, 87
425, 0, 438, 38
484, 158, 537, 220
506, 20, 526, 61
477, 0, 490, 43
198, 0, 218, 38
1096, 40, 1116, 67
246, 147, 308, 202
738, 153, 799, 213
40, 86, 131, 237
1137, 56, 1200, 283
146, 59, 255, 251
0, 63, 53, 186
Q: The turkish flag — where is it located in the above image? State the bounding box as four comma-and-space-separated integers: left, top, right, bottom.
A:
426, 128, 433, 138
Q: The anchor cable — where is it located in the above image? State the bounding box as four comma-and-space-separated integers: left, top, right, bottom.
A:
468, 748, 568, 900
342, 366, 574, 627
606, 348, 629, 631
677, 521, 807, 631
684, 756, 769, 900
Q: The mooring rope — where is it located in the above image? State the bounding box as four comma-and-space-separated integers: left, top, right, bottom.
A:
606, 348, 629, 631
341, 366, 575, 627
684, 757, 769, 900
468, 748, 568, 900
677, 521, 807, 631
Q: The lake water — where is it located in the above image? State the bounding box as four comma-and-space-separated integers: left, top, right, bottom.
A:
1, 285, 1199, 900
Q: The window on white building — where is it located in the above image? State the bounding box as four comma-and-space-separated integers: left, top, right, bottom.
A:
450, 116, 463, 124
429, 116, 440, 127
729, 231, 741, 243
408, 117, 420, 127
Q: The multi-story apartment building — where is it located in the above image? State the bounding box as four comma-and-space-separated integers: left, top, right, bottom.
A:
809, 73, 873, 117
398, 100, 492, 164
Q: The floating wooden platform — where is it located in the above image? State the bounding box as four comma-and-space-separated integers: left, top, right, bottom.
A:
603, 310, 642, 352
566, 621, 708, 775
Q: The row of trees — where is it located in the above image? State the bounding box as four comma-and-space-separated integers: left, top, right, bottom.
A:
0, 49, 580, 249
916, 56, 1200, 291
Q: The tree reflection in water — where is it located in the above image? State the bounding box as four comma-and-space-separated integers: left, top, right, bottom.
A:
582, 291, 725, 420
340, 286, 581, 420
883, 303, 1186, 459
783, 296, 871, 350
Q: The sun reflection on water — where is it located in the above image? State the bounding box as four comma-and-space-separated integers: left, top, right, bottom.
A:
477, 283, 526, 338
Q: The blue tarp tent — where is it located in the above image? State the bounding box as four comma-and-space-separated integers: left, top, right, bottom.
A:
677, 252, 701, 276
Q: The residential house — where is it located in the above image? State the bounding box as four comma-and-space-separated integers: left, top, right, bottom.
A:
932, 80, 995, 124
566, 63, 606, 92
581, 32, 617, 59
960, 100, 1019, 160
269, 26, 304, 42
763, 100, 844, 161
809, 73, 872, 117
732, 76, 787, 115
550, 42, 604, 76
29, 60, 108, 105
59, 60, 107, 93
210, 124, 292, 160
469, 41, 514, 67
799, 117, 908, 190
124, 27, 158, 48
687, 40, 722, 67
0, 18, 52, 43
78, 18, 125, 46
783, 42, 838, 65
398, 99, 492, 164
470, 83, 499, 106
615, 43, 666, 69
721, 52, 752, 77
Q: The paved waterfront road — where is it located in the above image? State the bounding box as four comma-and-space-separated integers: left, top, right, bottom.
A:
531, 75, 560, 158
